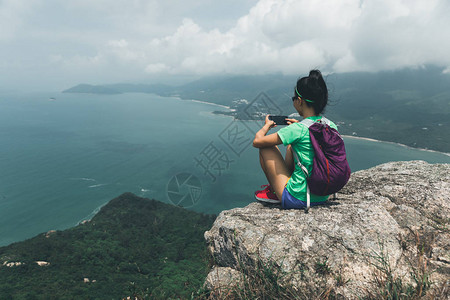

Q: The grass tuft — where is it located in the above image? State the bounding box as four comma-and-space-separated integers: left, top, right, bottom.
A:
315, 259, 331, 276
196, 229, 446, 300
364, 230, 440, 300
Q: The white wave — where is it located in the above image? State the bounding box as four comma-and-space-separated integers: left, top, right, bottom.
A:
138, 187, 153, 197
76, 202, 107, 224
70, 177, 96, 182
88, 183, 109, 188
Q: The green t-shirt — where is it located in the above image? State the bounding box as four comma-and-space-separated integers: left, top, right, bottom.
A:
277, 116, 338, 202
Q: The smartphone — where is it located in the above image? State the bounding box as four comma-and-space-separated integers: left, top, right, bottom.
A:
269, 115, 289, 125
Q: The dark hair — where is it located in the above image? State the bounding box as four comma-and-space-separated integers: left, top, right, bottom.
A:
295, 69, 328, 114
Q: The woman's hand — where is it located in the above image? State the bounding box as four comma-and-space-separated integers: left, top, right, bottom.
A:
253, 116, 283, 148
285, 118, 299, 125
264, 115, 276, 129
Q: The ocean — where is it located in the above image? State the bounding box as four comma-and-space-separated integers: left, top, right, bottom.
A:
0, 91, 449, 246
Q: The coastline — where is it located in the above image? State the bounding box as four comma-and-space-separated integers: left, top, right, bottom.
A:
342, 135, 450, 158
189, 99, 230, 110
167, 94, 231, 110
194, 99, 449, 157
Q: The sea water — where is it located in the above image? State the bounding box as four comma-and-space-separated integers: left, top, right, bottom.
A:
0, 91, 449, 246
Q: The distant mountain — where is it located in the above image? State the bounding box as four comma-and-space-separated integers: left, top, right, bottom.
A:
323, 67, 450, 152
0, 193, 216, 299
62, 75, 295, 103
63, 84, 122, 95
63, 66, 450, 152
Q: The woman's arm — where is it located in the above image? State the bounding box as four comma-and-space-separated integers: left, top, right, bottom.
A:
252, 115, 283, 148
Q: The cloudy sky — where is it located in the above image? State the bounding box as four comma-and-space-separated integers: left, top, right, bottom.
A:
1, 0, 449, 91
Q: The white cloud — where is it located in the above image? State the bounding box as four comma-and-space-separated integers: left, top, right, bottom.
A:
1, 0, 450, 90
0, 0, 40, 40
108, 40, 128, 48
346, 0, 450, 72
104, 0, 449, 77
51, 54, 104, 70
145, 63, 171, 74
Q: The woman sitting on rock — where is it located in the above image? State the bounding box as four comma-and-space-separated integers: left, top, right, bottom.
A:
253, 69, 339, 209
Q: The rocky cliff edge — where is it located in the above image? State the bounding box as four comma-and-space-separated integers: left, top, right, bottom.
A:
204, 161, 449, 299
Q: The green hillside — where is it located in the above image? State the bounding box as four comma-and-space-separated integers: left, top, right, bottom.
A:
0, 193, 216, 299
63, 84, 122, 95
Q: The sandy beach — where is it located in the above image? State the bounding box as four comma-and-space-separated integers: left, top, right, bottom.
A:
342, 135, 450, 157
189, 99, 230, 109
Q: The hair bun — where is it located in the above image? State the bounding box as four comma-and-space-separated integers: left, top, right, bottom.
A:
309, 69, 327, 94
295, 69, 328, 114
308, 69, 322, 81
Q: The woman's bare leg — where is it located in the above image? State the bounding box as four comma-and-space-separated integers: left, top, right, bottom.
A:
260, 145, 294, 187
285, 145, 295, 175
259, 151, 270, 183
259, 146, 291, 200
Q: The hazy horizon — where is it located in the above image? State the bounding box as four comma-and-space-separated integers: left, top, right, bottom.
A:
1, 0, 450, 91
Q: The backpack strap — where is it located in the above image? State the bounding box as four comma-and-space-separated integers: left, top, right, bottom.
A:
319, 116, 331, 126
300, 116, 330, 127
300, 118, 314, 128
292, 149, 310, 213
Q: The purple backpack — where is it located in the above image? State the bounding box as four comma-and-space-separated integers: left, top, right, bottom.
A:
292, 117, 351, 211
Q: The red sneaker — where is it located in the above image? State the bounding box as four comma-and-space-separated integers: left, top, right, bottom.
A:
254, 185, 280, 204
